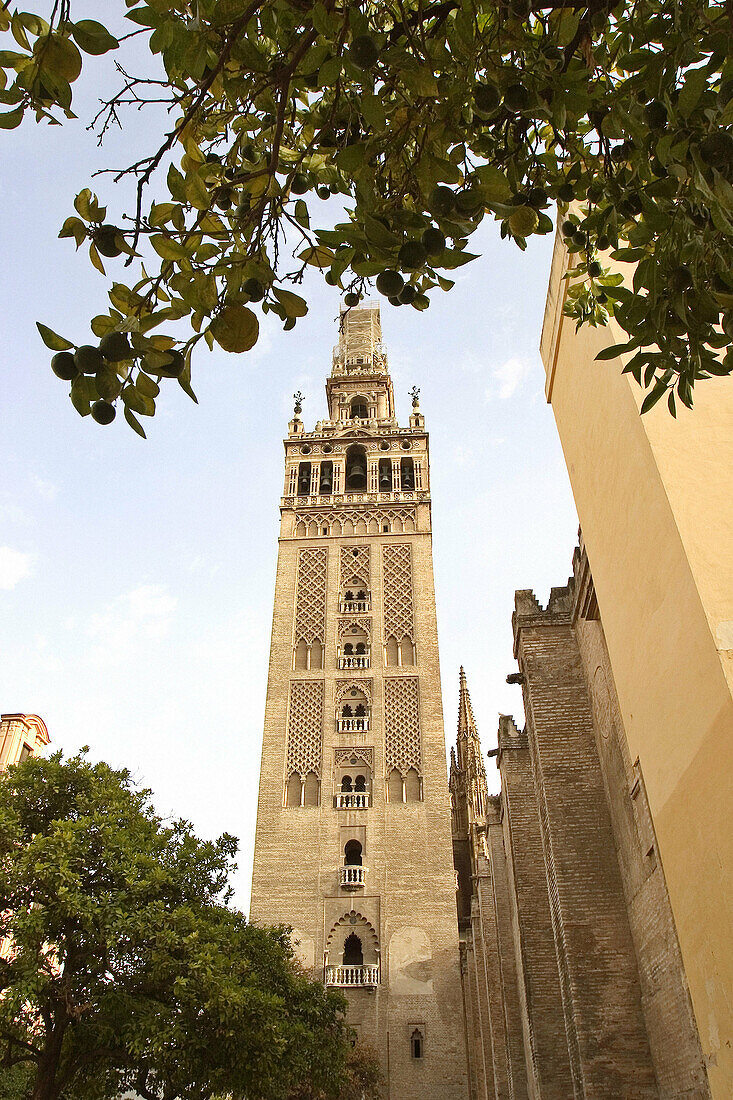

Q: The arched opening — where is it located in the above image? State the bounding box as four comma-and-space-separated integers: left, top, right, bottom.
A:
379, 457, 392, 490
344, 840, 362, 866
337, 688, 369, 731
354, 774, 367, 792
286, 772, 302, 807
294, 639, 308, 670
319, 460, 333, 494
297, 461, 311, 496
341, 774, 353, 792
350, 396, 368, 420
401, 456, 415, 489
388, 768, 404, 803
386, 637, 399, 666
343, 933, 364, 967
405, 767, 421, 802
411, 1029, 424, 1060
345, 444, 367, 491
303, 771, 319, 806
310, 640, 323, 670
400, 635, 416, 666
339, 626, 369, 669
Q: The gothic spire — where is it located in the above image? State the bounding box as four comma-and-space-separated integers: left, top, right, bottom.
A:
454, 667, 489, 823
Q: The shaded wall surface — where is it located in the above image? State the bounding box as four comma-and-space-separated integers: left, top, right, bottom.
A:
540, 230, 733, 1097
452, 551, 710, 1099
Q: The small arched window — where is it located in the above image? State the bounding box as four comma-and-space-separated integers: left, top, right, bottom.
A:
341, 775, 353, 792
297, 461, 311, 495
343, 642, 354, 655
345, 444, 367, 490
354, 774, 367, 792
344, 840, 362, 866
411, 1029, 424, 1060
342, 704, 353, 717
355, 642, 366, 655
354, 703, 366, 717
343, 933, 363, 966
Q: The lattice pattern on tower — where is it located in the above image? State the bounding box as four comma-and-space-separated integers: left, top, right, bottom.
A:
384, 677, 421, 775
286, 680, 324, 777
295, 547, 327, 644
340, 544, 370, 588
382, 543, 415, 640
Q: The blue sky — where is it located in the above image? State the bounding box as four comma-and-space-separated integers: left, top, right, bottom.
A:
0, 6, 579, 909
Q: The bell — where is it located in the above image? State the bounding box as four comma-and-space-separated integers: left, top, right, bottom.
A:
379, 471, 391, 489
320, 472, 333, 493
348, 461, 367, 489
402, 471, 414, 489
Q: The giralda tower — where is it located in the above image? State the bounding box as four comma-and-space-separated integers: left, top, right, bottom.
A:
250, 303, 468, 1100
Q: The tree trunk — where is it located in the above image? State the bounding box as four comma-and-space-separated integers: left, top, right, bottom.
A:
31, 1022, 66, 1100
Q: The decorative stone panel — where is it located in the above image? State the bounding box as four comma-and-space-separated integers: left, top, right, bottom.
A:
337, 617, 372, 641
382, 543, 415, 640
294, 547, 327, 644
384, 676, 421, 775
335, 747, 374, 769
336, 680, 373, 708
286, 680, 323, 777
341, 544, 370, 588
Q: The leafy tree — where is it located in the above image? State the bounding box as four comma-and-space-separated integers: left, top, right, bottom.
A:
0, 752, 352, 1100
1, 0, 731, 428
287, 1041, 383, 1100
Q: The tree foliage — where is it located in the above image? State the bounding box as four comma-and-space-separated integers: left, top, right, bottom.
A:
0, 752, 353, 1100
1, 0, 731, 428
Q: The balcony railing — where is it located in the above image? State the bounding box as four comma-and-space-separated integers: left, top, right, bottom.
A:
336, 718, 369, 733
336, 793, 369, 809
338, 655, 369, 670
339, 865, 366, 889
340, 599, 370, 613
326, 964, 380, 987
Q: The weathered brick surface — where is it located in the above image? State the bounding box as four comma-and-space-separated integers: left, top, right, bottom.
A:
498, 716, 574, 1099
514, 590, 659, 1099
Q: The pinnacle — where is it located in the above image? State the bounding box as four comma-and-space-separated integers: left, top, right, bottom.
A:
457, 665, 478, 739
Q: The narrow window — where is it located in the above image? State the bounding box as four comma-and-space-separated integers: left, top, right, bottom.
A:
411, 1029, 424, 1060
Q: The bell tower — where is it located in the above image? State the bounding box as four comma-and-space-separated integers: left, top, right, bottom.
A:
250, 303, 468, 1099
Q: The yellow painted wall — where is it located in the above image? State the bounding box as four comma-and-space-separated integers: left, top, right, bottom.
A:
540, 233, 733, 1096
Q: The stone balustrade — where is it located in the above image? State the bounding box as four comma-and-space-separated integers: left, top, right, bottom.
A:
325, 964, 380, 987
339, 865, 367, 889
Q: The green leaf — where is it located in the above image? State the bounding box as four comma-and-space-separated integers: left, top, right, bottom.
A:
210, 305, 260, 352
70, 375, 92, 416
272, 288, 308, 318
298, 245, 334, 269
71, 19, 119, 56
677, 67, 708, 119
124, 405, 147, 437
640, 379, 667, 414
58, 215, 87, 248
595, 339, 639, 361
36, 322, 73, 351
0, 106, 23, 129
294, 199, 309, 228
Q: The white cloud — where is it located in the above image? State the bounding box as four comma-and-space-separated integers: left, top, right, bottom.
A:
86, 584, 177, 666
31, 475, 58, 501
485, 356, 531, 401
0, 546, 33, 590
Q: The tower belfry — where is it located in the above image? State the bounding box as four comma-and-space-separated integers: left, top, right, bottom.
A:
251, 303, 467, 1098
